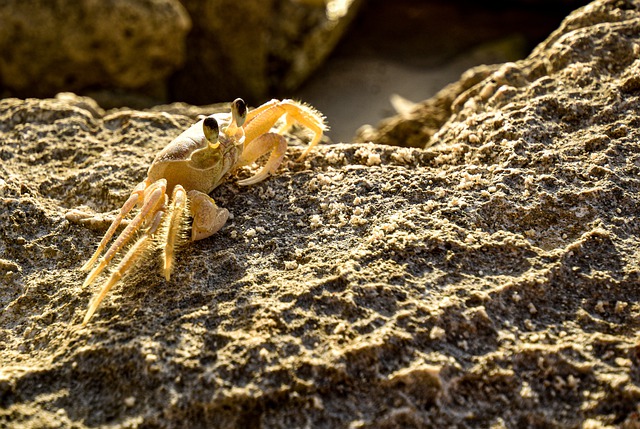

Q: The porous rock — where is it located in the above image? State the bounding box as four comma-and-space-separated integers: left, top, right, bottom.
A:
1, 0, 640, 427
0, 0, 191, 99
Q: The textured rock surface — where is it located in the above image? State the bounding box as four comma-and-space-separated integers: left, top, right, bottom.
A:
170, 0, 363, 104
0, 0, 191, 100
2, 1, 640, 428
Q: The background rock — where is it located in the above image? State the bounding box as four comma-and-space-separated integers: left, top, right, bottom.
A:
356, 63, 503, 148
0, 0, 191, 102
0, 0, 585, 113
0, 0, 362, 107
1, 0, 640, 428
170, 0, 363, 104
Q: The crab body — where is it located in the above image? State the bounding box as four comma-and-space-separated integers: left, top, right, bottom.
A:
68, 98, 326, 325
147, 112, 243, 195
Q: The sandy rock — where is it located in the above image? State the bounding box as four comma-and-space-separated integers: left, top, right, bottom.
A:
2, 0, 640, 427
0, 0, 191, 100
170, 0, 363, 104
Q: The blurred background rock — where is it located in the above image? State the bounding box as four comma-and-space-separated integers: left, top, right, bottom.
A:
0, 0, 362, 107
0, 0, 589, 141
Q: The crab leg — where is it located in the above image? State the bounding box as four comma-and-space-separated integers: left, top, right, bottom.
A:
160, 185, 189, 281
237, 133, 288, 186
244, 99, 280, 126
82, 236, 150, 325
81, 209, 164, 325
82, 179, 167, 288
279, 101, 326, 160
80, 180, 149, 272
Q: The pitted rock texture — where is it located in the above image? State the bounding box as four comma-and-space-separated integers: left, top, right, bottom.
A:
1, 0, 640, 427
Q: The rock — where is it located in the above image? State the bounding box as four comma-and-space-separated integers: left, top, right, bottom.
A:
0, 0, 362, 106
2, 0, 640, 427
0, 0, 191, 100
169, 0, 364, 104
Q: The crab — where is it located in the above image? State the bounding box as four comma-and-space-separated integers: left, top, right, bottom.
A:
68, 98, 326, 325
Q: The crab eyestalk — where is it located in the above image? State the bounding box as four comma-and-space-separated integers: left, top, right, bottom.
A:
203, 116, 220, 149
231, 98, 247, 127
225, 98, 247, 142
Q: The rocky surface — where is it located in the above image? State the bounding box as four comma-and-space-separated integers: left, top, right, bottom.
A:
1, 0, 640, 428
357, 0, 640, 150
0, 0, 191, 102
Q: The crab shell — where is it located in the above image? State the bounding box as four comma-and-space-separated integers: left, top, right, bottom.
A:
147, 113, 245, 196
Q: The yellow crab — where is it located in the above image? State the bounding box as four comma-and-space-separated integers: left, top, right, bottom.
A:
69, 98, 326, 325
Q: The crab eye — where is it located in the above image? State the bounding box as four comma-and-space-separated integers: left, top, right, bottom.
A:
203, 116, 219, 143
231, 98, 247, 127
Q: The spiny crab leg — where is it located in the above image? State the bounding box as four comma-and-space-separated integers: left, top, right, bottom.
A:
281, 103, 325, 161
82, 209, 165, 326
80, 180, 148, 272
160, 185, 189, 281
82, 179, 168, 288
